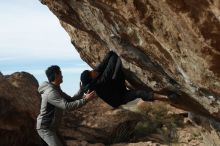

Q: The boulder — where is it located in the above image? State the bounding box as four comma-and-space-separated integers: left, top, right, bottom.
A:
0, 72, 40, 146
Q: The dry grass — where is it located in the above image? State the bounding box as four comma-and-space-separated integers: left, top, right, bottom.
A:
132, 102, 184, 144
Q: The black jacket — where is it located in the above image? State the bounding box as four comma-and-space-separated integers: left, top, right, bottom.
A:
92, 51, 127, 107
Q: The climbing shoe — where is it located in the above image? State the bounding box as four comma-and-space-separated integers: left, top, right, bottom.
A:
168, 93, 180, 103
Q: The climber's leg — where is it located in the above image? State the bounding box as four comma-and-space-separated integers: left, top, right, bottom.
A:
112, 57, 122, 80
154, 93, 170, 102
123, 89, 154, 104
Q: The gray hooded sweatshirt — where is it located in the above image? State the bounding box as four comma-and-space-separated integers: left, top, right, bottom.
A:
36, 81, 87, 130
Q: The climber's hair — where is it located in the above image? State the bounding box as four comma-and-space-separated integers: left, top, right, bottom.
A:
45, 65, 61, 82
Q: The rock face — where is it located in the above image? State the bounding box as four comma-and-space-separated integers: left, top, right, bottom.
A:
41, 0, 220, 122
60, 98, 142, 144
0, 71, 144, 145
0, 72, 40, 146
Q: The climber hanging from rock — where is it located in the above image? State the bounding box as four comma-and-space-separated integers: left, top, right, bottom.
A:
80, 51, 173, 108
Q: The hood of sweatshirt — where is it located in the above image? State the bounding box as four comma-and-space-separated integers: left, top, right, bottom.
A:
38, 81, 53, 94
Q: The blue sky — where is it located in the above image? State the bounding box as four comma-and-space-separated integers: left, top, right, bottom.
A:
0, 0, 90, 94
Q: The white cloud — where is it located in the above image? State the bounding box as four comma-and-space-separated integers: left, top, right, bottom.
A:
61, 67, 91, 74
0, 1, 90, 94
0, 57, 15, 61
2, 66, 90, 76
0, 0, 80, 60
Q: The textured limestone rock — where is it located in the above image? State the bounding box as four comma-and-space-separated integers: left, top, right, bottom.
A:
111, 142, 167, 146
188, 112, 220, 146
60, 98, 142, 144
0, 72, 40, 146
0, 71, 144, 145
41, 0, 220, 122
66, 140, 165, 146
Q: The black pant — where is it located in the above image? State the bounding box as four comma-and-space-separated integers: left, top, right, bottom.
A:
122, 89, 154, 104
113, 57, 154, 105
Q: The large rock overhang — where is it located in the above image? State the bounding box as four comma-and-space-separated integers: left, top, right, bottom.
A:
40, 0, 220, 122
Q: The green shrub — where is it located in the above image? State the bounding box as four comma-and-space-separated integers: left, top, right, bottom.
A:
133, 102, 183, 144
